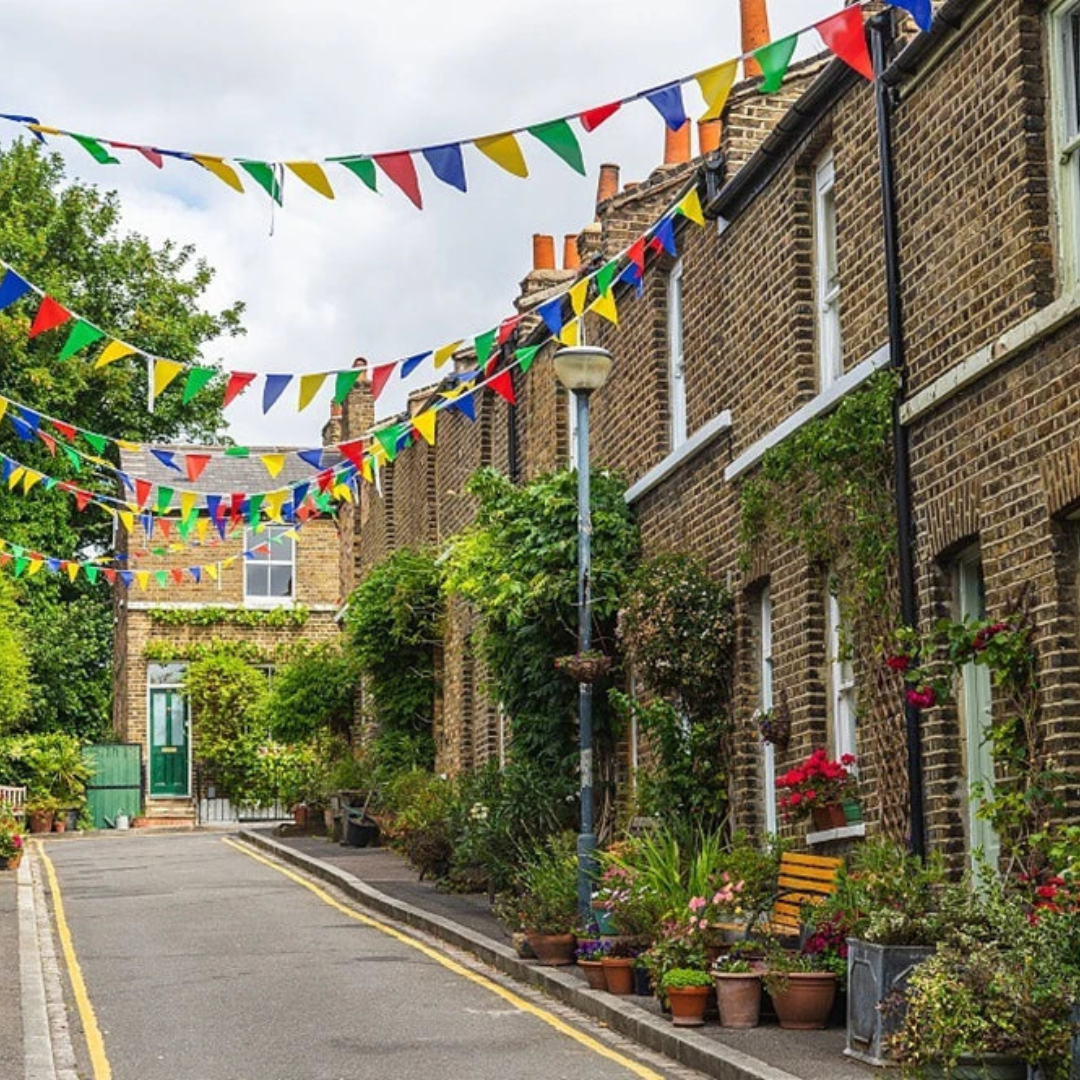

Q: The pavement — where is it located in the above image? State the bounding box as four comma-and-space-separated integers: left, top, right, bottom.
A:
1, 867, 21, 1077
248, 830, 875, 1080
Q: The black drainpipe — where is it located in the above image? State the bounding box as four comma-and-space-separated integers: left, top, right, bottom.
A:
871, 14, 926, 859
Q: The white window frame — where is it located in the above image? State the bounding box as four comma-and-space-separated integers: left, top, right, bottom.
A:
243, 525, 296, 607
826, 589, 857, 763
758, 587, 777, 836
1051, 0, 1080, 289
815, 151, 842, 389
667, 260, 688, 450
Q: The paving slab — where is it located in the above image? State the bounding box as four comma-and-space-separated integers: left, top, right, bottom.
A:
0, 869, 21, 1078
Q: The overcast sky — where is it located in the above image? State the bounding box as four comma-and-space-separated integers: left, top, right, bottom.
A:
0, 0, 839, 448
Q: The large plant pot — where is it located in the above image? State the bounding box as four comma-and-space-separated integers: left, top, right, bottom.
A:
6, 852, 22, 870
601, 957, 635, 995
591, 904, 617, 935
52, 817, 66, 833
845, 940, 934, 1066
633, 965, 654, 996
578, 960, 607, 991
714, 972, 762, 1028
28, 811, 53, 834
922, 1056, 1026, 1080
811, 803, 847, 830
667, 985, 710, 1027
769, 972, 836, 1030
526, 933, 576, 966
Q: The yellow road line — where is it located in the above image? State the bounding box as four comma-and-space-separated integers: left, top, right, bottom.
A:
35, 841, 112, 1080
224, 837, 667, 1080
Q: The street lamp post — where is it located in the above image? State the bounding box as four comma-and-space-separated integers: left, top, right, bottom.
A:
553, 345, 614, 928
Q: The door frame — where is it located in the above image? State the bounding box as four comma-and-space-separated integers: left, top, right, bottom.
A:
145, 679, 191, 799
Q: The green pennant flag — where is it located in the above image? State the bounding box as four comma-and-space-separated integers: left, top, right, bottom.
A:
58, 320, 105, 362
156, 487, 174, 514
70, 133, 119, 165
237, 161, 283, 205
374, 424, 400, 462
527, 119, 585, 176
755, 34, 799, 94
224, 446, 250, 457
332, 156, 378, 192
314, 490, 332, 512
62, 446, 81, 473
155, 570, 168, 588
83, 432, 107, 455
516, 345, 540, 373
247, 493, 265, 524
474, 328, 497, 366
152, 547, 167, 556
333, 370, 362, 405
44, 477, 57, 491
84, 564, 98, 585
182, 366, 216, 405
13, 557, 28, 578
178, 518, 192, 540
595, 260, 619, 297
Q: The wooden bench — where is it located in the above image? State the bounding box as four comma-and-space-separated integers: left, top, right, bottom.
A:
0, 785, 27, 821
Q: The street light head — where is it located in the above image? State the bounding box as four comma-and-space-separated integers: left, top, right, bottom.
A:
553, 346, 613, 393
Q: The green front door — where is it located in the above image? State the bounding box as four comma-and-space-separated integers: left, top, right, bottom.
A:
149, 689, 189, 796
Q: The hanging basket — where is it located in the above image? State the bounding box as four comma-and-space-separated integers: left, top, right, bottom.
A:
555, 653, 612, 684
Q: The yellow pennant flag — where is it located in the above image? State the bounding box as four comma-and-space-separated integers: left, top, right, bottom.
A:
95, 340, 137, 369
332, 483, 353, 504
0, 400, 7, 424
153, 358, 185, 397
298, 372, 328, 412
118, 510, 134, 533
433, 341, 463, 369
696, 59, 738, 121
370, 442, 388, 466
27, 559, 43, 577
412, 409, 437, 447
7, 467, 24, 490
136, 570, 150, 591
180, 491, 198, 521
286, 161, 335, 199
168, 543, 184, 552
474, 133, 529, 178
65, 562, 79, 584
361, 456, 373, 484
192, 155, 245, 193
22, 470, 43, 494
569, 280, 590, 317
28, 124, 62, 137
282, 528, 299, 542
116, 438, 141, 452
558, 320, 580, 347
676, 188, 705, 227
263, 490, 286, 522
196, 517, 210, 543
590, 291, 619, 326
260, 453, 286, 479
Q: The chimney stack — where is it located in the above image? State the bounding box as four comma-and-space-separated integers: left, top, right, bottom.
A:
740, 0, 771, 79
563, 234, 581, 271
663, 122, 691, 166
596, 163, 620, 208
532, 233, 556, 271
698, 119, 722, 156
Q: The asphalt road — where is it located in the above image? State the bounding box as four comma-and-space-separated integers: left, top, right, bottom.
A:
42, 833, 678, 1080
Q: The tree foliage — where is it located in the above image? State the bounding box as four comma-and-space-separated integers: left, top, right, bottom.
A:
263, 641, 358, 743
0, 577, 31, 733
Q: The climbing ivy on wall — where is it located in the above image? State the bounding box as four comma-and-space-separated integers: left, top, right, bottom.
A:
148, 605, 310, 628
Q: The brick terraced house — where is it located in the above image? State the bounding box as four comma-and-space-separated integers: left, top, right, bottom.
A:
112, 445, 344, 826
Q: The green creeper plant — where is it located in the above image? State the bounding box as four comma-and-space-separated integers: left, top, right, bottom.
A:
262, 641, 358, 742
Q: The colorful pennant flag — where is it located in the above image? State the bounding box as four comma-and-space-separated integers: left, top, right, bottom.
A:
474, 133, 528, 178
579, 101, 620, 132
333, 370, 362, 405
193, 155, 245, 193
286, 161, 335, 199
422, 144, 468, 193
0, 270, 30, 312
332, 156, 378, 193
29, 296, 72, 338
153, 359, 185, 397
238, 161, 282, 204
643, 84, 688, 132
412, 410, 437, 446
527, 119, 585, 175
223, 371, 257, 408
262, 374, 293, 414
755, 34, 799, 94
57, 321, 105, 361
374, 152, 422, 210
891, 0, 932, 32
817, 8, 875, 82
298, 372, 328, 411
695, 60, 739, 122
95, 340, 137, 368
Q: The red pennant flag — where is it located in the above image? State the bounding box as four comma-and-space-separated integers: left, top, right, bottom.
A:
296, 503, 313, 522
37, 430, 56, 456
135, 479, 152, 507
374, 152, 423, 210
497, 315, 520, 347
222, 371, 257, 407
108, 141, 165, 168
185, 453, 211, 482
817, 7, 874, 82
229, 493, 244, 520
158, 519, 172, 540
580, 102, 621, 132
629, 237, 646, 273
489, 369, 516, 405
484, 355, 499, 379
74, 489, 92, 512
102, 568, 117, 584
0, 554, 10, 566
339, 439, 367, 470
317, 471, 334, 493
29, 296, 73, 338
254, 543, 270, 556
51, 420, 76, 442
370, 363, 395, 402
648, 236, 665, 256
171, 568, 183, 584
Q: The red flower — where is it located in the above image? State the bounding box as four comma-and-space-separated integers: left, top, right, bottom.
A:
840, 753, 857, 766
906, 686, 936, 710
886, 655, 911, 673
1037, 885, 1060, 900
788, 792, 803, 807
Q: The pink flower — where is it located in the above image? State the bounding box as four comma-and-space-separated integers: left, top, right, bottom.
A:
13, 834, 22, 849
906, 686, 936, 710
689, 896, 706, 912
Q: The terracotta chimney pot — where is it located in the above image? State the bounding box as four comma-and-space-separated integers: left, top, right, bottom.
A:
740, 0, 771, 79
563, 234, 581, 271
596, 163, 620, 207
532, 234, 556, 271
330, 403, 343, 418
664, 122, 691, 166
698, 118, 722, 155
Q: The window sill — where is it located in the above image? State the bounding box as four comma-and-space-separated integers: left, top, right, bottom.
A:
805, 822, 866, 846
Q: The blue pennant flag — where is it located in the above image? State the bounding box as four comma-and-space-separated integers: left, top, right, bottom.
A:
422, 143, 467, 193
890, 0, 932, 32
116, 472, 134, 494
0, 269, 31, 312
150, 449, 181, 472
119, 571, 134, 588
292, 481, 310, 507
1, 459, 12, 483
213, 513, 227, 540
140, 513, 154, 539
205, 494, 222, 522
11, 417, 33, 442
537, 297, 564, 337
643, 84, 687, 132
452, 368, 480, 384
447, 390, 476, 422
400, 351, 431, 379
16, 407, 39, 435
46, 558, 60, 574
189, 567, 201, 583
652, 216, 678, 257
619, 263, 645, 298
281, 500, 295, 523
297, 449, 323, 469
262, 373, 293, 414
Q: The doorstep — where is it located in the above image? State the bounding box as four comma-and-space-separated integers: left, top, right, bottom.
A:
239, 828, 874, 1080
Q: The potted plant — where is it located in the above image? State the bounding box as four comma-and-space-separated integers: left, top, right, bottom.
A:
661, 968, 712, 1026
775, 748, 857, 831
712, 957, 762, 1028
641, 915, 708, 1007
764, 947, 837, 1030
600, 940, 638, 995
0, 808, 24, 870
26, 795, 59, 834
554, 650, 612, 684
575, 939, 609, 990
515, 834, 579, 966
632, 957, 653, 997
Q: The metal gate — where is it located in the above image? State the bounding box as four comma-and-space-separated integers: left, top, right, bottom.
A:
83, 744, 142, 829
193, 764, 290, 826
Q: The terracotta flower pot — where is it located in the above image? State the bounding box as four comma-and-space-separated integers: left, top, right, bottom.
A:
714, 972, 762, 1028
600, 957, 635, 995
526, 933, 576, 966
769, 972, 837, 1030
292, 804, 309, 829
6, 852, 22, 870
666, 985, 710, 1026
811, 803, 847, 830
578, 960, 607, 990
29, 811, 53, 834
52, 817, 66, 833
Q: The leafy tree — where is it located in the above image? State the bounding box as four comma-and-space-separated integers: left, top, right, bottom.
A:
0, 577, 31, 733
263, 641, 358, 743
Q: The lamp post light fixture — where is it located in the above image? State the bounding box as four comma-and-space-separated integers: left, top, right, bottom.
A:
552, 345, 614, 927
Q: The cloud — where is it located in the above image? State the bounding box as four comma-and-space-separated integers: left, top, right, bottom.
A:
0, 0, 838, 446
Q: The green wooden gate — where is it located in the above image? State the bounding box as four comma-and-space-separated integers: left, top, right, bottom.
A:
83, 744, 142, 829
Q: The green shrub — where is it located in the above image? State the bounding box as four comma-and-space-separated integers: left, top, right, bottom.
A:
263, 642, 358, 742
511, 833, 579, 935
661, 967, 712, 989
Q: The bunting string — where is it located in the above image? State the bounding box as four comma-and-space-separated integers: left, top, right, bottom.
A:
0, 3, 928, 211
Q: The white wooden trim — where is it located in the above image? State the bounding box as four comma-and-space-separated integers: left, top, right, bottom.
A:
624, 410, 732, 504
725, 345, 891, 483
127, 601, 340, 613
806, 822, 866, 846
667, 260, 687, 450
